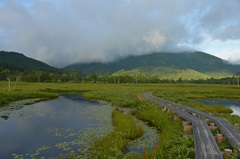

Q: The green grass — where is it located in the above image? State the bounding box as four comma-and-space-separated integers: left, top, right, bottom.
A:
92, 132, 126, 158
112, 108, 143, 139
153, 84, 240, 124
91, 108, 143, 158
136, 103, 194, 158
1, 82, 240, 158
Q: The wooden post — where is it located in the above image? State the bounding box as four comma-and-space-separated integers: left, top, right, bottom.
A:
235, 123, 239, 129
182, 121, 188, 126
210, 122, 215, 126
167, 109, 171, 113
209, 126, 218, 131
224, 149, 232, 157
162, 107, 167, 112
184, 125, 192, 131
174, 116, 180, 121
205, 119, 211, 125
216, 134, 222, 144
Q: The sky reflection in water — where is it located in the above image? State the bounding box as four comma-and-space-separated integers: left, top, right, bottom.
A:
0, 95, 113, 159
198, 99, 240, 116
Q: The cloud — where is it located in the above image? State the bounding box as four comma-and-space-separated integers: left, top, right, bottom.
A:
226, 50, 240, 64
0, 0, 240, 67
142, 31, 165, 48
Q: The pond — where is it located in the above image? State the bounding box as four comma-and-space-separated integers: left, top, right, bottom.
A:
0, 95, 159, 158
0, 95, 113, 159
198, 98, 240, 116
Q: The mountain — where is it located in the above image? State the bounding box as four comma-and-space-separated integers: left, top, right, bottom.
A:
2, 50, 240, 80
0, 51, 58, 72
65, 51, 240, 77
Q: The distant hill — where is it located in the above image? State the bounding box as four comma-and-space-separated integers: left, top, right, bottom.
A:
65, 51, 240, 79
112, 67, 233, 80
0, 51, 58, 72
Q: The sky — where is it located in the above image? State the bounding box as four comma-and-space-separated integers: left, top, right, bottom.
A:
0, 0, 240, 67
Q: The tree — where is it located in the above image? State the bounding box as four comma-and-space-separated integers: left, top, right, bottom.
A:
1, 69, 11, 92
90, 74, 98, 83
236, 72, 240, 87
177, 77, 183, 84
12, 71, 23, 90
15, 71, 23, 83
35, 71, 42, 83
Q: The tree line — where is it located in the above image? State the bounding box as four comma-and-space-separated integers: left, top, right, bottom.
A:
1, 69, 240, 86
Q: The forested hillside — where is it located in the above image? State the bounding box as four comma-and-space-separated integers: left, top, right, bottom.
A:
65, 51, 240, 75
0, 50, 240, 84
0, 51, 58, 72
0, 51, 80, 82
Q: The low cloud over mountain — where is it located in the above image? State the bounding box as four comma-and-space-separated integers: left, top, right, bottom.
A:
1, 0, 240, 67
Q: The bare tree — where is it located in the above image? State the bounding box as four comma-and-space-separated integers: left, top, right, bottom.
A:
1, 69, 11, 92
12, 71, 22, 90
236, 72, 240, 87
35, 71, 42, 83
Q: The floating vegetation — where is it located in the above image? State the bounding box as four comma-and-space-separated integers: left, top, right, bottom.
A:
10, 120, 113, 158
1, 95, 113, 158
91, 108, 146, 158
12, 145, 52, 159
128, 119, 159, 153
119, 107, 160, 154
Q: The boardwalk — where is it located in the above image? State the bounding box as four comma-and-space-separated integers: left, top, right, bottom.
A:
140, 92, 223, 159
160, 96, 240, 154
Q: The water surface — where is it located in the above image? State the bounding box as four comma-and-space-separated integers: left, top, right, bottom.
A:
198, 98, 240, 116
0, 95, 113, 159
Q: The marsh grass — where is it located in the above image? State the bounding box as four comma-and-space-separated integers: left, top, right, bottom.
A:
136, 103, 194, 158
112, 108, 143, 139
91, 108, 143, 158
153, 84, 240, 124
1, 82, 240, 158
92, 132, 126, 158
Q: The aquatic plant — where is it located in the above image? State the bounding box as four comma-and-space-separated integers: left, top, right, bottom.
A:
91, 108, 143, 158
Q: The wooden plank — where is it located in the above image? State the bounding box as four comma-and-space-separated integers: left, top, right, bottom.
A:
140, 92, 223, 159
161, 97, 240, 154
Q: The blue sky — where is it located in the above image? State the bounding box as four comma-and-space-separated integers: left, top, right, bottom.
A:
0, 0, 240, 67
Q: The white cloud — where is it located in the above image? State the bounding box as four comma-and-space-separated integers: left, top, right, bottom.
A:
0, 0, 240, 67
226, 50, 240, 64
143, 31, 165, 48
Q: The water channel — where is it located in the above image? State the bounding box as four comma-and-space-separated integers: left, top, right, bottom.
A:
0, 95, 158, 158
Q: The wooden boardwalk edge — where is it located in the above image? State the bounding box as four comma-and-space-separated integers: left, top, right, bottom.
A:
140, 92, 223, 159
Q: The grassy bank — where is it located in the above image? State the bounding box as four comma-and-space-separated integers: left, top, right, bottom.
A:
92, 108, 143, 158
136, 102, 194, 158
